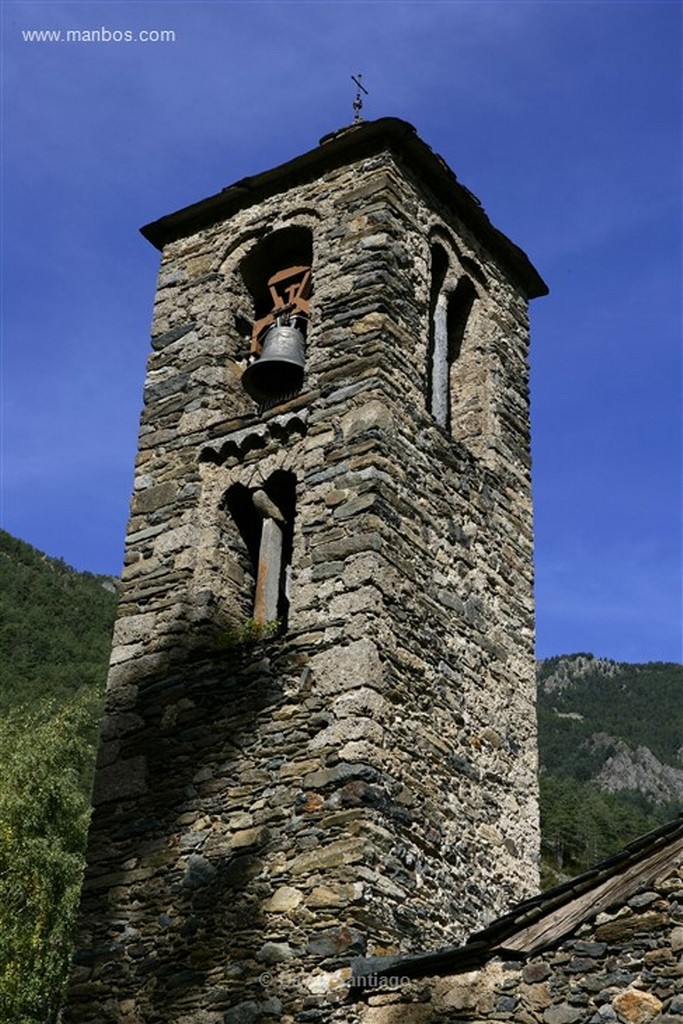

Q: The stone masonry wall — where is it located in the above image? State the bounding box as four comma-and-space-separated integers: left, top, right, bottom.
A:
65, 143, 539, 1022
323, 862, 683, 1024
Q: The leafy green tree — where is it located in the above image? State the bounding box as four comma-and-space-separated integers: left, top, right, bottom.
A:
0, 532, 115, 1020
0, 691, 102, 1023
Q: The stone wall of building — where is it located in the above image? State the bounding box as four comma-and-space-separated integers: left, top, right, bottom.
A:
65, 135, 541, 1022
322, 863, 683, 1024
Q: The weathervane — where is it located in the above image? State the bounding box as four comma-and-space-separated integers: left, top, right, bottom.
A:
351, 73, 368, 123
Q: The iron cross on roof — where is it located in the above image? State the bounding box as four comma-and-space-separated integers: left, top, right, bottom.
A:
351, 73, 369, 122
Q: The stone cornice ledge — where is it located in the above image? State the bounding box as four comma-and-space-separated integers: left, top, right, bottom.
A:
199, 406, 310, 464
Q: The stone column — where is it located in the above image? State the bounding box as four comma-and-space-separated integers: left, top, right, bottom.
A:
253, 517, 283, 624
431, 292, 449, 427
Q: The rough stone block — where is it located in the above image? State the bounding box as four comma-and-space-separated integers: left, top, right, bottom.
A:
112, 613, 156, 646
262, 886, 303, 913
92, 755, 147, 805
289, 838, 367, 874
309, 638, 383, 695
341, 399, 394, 439
543, 1004, 584, 1024
612, 989, 663, 1023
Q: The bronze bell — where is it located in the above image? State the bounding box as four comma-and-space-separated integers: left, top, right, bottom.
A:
242, 319, 306, 404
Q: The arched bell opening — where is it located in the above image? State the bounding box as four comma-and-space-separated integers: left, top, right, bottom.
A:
239, 228, 313, 406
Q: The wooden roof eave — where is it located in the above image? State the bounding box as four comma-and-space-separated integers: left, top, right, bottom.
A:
139, 118, 548, 300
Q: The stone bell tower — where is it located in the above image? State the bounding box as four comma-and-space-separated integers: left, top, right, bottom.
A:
64, 118, 547, 1022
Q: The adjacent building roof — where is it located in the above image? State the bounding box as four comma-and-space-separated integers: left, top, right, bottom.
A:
140, 117, 548, 300
352, 814, 683, 986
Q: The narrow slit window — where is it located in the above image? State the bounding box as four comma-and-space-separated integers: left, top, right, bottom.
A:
428, 243, 476, 432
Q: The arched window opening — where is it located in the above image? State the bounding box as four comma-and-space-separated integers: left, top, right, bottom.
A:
224, 471, 296, 629
241, 227, 312, 324
239, 228, 313, 407
446, 276, 476, 369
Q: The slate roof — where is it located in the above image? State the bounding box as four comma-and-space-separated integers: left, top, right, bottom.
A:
140, 117, 548, 300
352, 815, 683, 986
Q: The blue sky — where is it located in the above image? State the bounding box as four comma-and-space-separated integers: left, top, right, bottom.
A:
1, 1, 680, 663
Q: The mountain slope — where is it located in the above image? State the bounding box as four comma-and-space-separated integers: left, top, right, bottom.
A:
0, 529, 117, 712
537, 653, 682, 884
538, 654, 682, 769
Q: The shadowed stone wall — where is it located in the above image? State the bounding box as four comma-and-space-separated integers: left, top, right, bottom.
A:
64, 128, 542, 1022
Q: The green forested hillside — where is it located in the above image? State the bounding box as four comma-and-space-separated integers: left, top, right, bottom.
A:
0, 531, 116, 1023
0, 530, 116, 711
